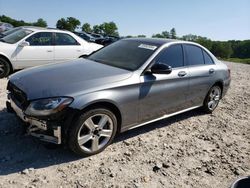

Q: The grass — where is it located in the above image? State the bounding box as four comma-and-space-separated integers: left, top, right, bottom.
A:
219, 58, 250, 65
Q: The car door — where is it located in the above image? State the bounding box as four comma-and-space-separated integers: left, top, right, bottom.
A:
139, 44, 189, 123
16, 32, 54, 68
184, 44, 217, 107
54, 32, 83, 63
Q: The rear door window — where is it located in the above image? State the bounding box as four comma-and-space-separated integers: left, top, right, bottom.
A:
185, 44, 205, 66
55, 33, 79, 45
203, 50, 214, 65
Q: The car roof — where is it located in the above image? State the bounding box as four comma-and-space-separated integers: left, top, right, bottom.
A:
22, 27, 71, 33
122, 38, 178, 46
122, 38, 203, 47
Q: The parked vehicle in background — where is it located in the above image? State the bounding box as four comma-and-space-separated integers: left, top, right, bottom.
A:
6, 38, 231, 156
0, 22, 14, 32
0, 27, 103, 78
89, 33, 104, 40
73, 31, 96, 42
96, 36, 120, 46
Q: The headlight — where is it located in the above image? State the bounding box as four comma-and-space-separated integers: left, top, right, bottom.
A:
25, 97, 73, 116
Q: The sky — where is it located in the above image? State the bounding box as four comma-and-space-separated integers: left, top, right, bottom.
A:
0, 0, 249, 41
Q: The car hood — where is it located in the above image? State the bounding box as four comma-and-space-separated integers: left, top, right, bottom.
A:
9, 59, 132, 100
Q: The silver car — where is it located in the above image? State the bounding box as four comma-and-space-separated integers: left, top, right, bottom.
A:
6, 38, 231, 156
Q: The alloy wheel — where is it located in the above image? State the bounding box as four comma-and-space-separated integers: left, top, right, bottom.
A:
77, 114, 114, 153
208, 86, 221, 111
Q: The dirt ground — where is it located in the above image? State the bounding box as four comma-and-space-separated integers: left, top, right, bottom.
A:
0, 61, 249, 188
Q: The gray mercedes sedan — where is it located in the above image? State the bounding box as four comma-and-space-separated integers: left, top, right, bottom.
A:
6, 38, 231, 156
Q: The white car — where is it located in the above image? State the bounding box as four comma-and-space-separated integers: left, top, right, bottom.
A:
0, 27, 103, 78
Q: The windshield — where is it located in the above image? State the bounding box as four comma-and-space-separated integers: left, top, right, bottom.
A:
2, 27, 21, 36
1, 29, 33, 44
88, 40, 159, 71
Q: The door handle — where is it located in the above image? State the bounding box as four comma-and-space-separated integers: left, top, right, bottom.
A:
178, 71, 187, 77
209, 68, 215, 74
47, 50, 53, 52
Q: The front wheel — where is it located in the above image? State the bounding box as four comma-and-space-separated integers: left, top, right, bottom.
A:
68, 108, 117, 157
202, 85, 222, 113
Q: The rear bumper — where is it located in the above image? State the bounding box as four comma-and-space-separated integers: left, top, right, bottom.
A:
6, 97, 62, 144
222, 77, 231, 98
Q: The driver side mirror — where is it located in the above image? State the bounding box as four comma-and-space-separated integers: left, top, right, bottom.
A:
151, 63, 172, 74
18, 41, 30, 47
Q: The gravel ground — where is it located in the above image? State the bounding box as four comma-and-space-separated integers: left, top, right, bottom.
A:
0, 61, 249, 188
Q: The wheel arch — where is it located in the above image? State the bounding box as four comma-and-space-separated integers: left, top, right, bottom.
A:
68, 100, 123, 135
213, 80, 224, 98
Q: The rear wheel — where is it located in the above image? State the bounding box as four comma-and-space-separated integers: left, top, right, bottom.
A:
202, 85, 222, 113
68, 108, 117, 156
0, 57, 11, 78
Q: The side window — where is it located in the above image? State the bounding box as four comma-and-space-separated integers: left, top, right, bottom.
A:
26, 32, 52, 46
185, 45, 204, 66
55, 33, 79, 45
154, 45, 184, 68
203, 50, 214, 65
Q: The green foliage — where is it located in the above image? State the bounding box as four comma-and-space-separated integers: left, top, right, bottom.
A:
211, 42, 233, 58
0, 15, 47, 27
92, 22, 119, 37
56, 17, 80, 31
219, 58, 250, 65
229, 40, 250, 58
170, 28, 176, 39
82, 23, 92, 33
152, 28, 176, 39
33, 18, 47, 27
137, 35, 146, 38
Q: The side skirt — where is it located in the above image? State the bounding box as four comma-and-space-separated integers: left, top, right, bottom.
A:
121, 105, 201, 132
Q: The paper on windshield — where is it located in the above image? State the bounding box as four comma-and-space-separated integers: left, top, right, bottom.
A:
138, 44, 157, 50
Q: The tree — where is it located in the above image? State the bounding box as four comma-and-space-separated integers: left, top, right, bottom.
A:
152, 29, 173, 38
152, 33, 164, 38
211, 42, 233, 58
93, 25, 102, 34
196, 37, 213, 50
56, 17, 81, 31
92, 22, 119, 36
137, 35, 146, 38
181, 34, 198, 41
170, 28, 177, 39
162, 31, 170, 38
100, 22, 119, 36
33, 18, 47, 27
82, 23, 92, 33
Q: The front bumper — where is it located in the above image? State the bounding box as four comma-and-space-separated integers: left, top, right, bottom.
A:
7, 96, 62, 144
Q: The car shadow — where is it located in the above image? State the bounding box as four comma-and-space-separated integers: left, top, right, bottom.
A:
0, 108, 205, 176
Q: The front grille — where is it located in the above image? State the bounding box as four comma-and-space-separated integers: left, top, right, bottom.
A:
7, 81, 29, 109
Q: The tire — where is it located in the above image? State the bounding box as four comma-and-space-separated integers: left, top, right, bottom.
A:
202, 85, 222, 113
0, 57, 11, 78
68, 107, 117, 157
